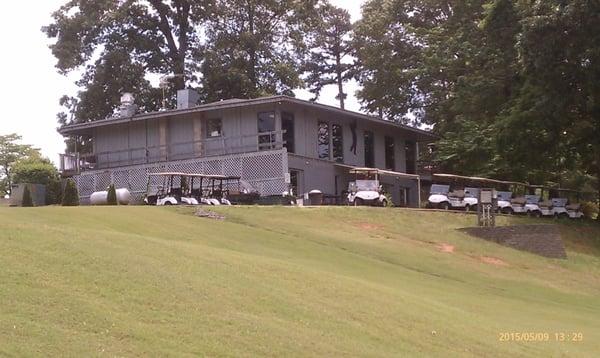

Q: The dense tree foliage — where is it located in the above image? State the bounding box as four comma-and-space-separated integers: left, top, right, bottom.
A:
43, 0, 213, 152
354, 0, 599, 199
200, 0, 321, 101
0, 134, 40, 196
303, 4, 353, 108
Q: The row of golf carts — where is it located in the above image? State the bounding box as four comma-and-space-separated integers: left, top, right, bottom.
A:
427, 174, 588, 219
144, 172, 259, 206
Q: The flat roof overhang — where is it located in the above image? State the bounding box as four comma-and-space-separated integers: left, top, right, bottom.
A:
58, 95, 438, 142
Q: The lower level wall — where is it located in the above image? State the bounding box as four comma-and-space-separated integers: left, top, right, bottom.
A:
73, 149, 289, 204
288, 154, 420, 207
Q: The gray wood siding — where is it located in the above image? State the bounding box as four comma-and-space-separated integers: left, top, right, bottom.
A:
90, 102, 419, 174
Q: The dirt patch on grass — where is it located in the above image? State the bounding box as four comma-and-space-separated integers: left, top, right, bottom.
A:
356, 223, 383, 231
479, 256, 508, 266
436, 243, 455, 253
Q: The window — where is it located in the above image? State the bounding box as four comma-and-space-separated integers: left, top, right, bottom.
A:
318, 121, 330, 159
258, 112, 276, 150
385, 136, 395, 171
282, 112, 295, 153
364, 131, 374, 168
332, 124, 343, 163
405, 140, 416, 174
206, 118, 222, 137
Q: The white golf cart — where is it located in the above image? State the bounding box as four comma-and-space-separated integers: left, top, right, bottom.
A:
186, 174, 224, 205
551, 189, 586, 219
496, 191, 513, 213
145, 172, 199, 206
427, 184, 480, 211
347, 168, 389, 206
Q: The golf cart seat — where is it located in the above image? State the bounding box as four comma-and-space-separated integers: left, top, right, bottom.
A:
448, 190, 465, 199
511, 197, 526, 206
539, 200, 553, 209
566, 203, 581, 211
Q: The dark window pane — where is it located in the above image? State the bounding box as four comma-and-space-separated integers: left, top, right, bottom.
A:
318, 121, 330, 159
405, 140, 416, 174
258, 112, 276, 150
385, 136, 395, 171
282, 112, 295, 153
364, 131, 374, 167
207, 118, 222, 137
332, 124, 343, 163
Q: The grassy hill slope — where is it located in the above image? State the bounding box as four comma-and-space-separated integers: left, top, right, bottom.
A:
1, 206, 599, 357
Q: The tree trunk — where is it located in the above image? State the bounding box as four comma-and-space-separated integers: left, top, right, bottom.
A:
336, 52, 345, 109
247, 3, 257, 95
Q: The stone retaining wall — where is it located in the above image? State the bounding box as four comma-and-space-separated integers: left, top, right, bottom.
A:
460, 225, 566, 259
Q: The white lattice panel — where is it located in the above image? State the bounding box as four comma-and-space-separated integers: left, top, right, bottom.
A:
73, 149, 289, 203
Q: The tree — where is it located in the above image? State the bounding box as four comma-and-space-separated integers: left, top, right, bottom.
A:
21, 185, 34, 207
303, 4, 354, 109
107, 184, 118, 205
0, 134, 39, 196
44, 0, 213, 152
62, 179, 80, 206
200, 0, 322, 101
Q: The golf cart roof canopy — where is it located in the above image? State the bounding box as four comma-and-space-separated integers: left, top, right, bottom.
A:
433, 173, 526, 186
148, 172, 242, 180
148, 172, 188, 176
343, 166, 420, 180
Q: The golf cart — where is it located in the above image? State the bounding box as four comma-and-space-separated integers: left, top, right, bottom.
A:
496, 191, 513, 213
427, 184, 480, 211
144, 172, 199, 206
347, 168, 389, 206
551, 189, 585, 219
220, 176, 260, 205
185, 174, 223, 205
428, 174, 486, 211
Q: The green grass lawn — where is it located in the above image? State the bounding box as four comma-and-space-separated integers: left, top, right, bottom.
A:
1, 206, 599, 357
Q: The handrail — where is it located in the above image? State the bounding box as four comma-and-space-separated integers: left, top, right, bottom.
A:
62, 130, 287, 171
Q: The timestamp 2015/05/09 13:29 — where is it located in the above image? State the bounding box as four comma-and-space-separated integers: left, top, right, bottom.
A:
498, 332, 584, 342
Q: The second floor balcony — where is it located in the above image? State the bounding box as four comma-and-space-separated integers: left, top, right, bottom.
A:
60, 130, 286, 176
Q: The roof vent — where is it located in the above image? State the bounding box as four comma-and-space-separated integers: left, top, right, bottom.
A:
119, 93, 138, 117
177, 89, 199, 109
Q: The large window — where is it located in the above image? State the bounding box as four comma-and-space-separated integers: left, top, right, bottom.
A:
206, 118, 222, 138
258, 112, 276, 150
364, 130, 374, 168
282, 112, 295, 153
385, 136, 395, 171
332, 124, 343, 163
405, 140, 416, 174
318, 121, 330, 159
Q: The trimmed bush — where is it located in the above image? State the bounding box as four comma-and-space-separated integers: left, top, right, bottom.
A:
22, 185, 34, 207
45, 179, 63, 205
107, 184, 118, 205
61, 179, 80, 206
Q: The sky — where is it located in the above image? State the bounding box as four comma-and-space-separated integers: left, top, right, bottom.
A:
0, 1, 365, 164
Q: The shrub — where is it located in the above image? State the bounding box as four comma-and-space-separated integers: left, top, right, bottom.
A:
13, 156, 59, 186
45, 178, 63, 205
581, 201, 598, 220
107, 184, 118, 205
22, 185, 34, 207
61, 179, 80, 206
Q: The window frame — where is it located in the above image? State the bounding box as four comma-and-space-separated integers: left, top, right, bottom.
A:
364, 130, 375, 168
206, 118, 223, 138
317, 121, 330, 160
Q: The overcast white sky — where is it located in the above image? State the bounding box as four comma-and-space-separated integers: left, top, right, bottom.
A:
0, 1, 364, 164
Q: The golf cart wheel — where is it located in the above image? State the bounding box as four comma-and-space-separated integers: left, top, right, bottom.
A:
439, 202, 450, 210
502, 207, 513, 215
354, 198, 364, 206
528, 210, 541, 218
559, 212, 569, 220
164, 201, 172, 206
381, 199, 388, 207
